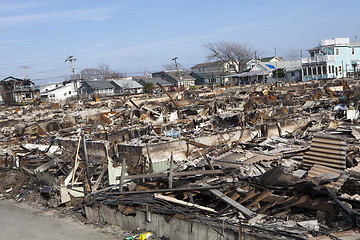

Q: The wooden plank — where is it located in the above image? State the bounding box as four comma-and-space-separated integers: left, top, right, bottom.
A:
154, 193, 217, 213
245, 190, 273, 208
186, 140, 210, 149
33, 159, 56, 173
238, 189, 257, 204
256, 200, 278, 214
117, 169, 222, 180
205, 186, 255, 219
119, 158, 126, 192
157, 83, 180, 118
90, 185, 220, 196
92, 166, 106, 192
71, 136, 82, 186
279, 195, 311, 209
169, 151, 174, 189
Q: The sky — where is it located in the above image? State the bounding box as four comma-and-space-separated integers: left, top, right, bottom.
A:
1, 0, 360, 85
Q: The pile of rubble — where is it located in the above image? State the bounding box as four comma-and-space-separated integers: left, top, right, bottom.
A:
1, 79, 360, 239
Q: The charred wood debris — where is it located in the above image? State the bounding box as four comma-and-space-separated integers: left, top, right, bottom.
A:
1, 79, 360, 239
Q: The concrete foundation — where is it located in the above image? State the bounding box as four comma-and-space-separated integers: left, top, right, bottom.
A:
84, 204, 270, 240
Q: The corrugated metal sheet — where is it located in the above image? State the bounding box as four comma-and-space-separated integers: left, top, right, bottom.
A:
302, 134, 346, 170
306, 164, 348, 192
306, 164, 342, 179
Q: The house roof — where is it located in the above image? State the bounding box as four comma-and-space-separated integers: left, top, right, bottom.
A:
261, 60, 302, 72
164, 71, 196, 81
1, 76, 34, 85
260, 56, 282, 62
111, 79, 143, 89
137, 77, 172, 86
191, 61, 224, 69
82, 80, 115, 89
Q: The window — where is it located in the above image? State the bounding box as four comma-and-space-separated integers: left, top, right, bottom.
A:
291, 72, 295, 77
329, 65, 332, 73
313, 67, 317, 75
332, 65, 335, 73
64, 93, 67, 96
303, 68, 307, 76
69, 91, 71, 94
308, 67, 312, 75
336, 48, 339, 55
318, 66, 322, 75
352, 48, 355, 55
323, 66, 327, 74
339, 66, 342, 72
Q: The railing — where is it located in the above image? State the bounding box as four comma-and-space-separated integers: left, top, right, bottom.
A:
301, 55, 336, 64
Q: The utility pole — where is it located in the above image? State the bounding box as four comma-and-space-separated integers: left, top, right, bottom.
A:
22, 66, 30, 80
65, 56, 79, 99
274, 47, 278, 82
172, 57, 182, 88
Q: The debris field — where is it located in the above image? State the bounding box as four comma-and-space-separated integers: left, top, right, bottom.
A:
1, 79, 360, 239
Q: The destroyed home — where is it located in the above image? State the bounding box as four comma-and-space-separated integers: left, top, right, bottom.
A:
0, 76, 40, 105
2, 75, 360, 239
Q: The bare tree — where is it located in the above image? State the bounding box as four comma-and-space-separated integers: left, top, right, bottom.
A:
74, 64, 125, 81
97, 64, 124, 79
204, 41, 254, 73
79, 68, 102, 81
286, 49, 300, 60
163, 62, 184, 71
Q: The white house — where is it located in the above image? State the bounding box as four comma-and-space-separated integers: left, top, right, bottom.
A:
41, 81, 81, 101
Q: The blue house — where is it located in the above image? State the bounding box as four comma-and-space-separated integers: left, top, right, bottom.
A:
302, 37, 360, 81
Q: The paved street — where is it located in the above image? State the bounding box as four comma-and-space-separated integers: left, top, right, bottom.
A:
0, 200, 117, 240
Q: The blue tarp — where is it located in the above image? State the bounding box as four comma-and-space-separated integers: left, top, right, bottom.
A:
265, 64, 276, 70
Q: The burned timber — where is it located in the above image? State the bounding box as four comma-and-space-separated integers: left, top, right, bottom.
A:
1, 79, 360, 239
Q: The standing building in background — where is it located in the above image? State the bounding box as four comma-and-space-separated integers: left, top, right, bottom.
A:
151, 70, 195, 89
190, 60, 238, 85
302, 37, 360, 81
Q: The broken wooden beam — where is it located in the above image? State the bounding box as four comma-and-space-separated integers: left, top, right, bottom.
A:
157, 82, 181, 118
116, 169, 222, 181
89, 185, 220, 196
154, 193, 217, 213
204, 185, 255, 219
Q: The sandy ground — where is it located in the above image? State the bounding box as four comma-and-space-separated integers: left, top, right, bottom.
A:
0, 199, 127, 240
